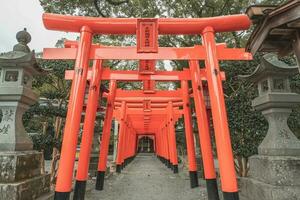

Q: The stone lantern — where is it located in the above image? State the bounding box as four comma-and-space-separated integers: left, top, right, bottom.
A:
0, 29, 51, 200
241, 53, 300, 156
239, 53, 300, 200
0, 28, 43, 151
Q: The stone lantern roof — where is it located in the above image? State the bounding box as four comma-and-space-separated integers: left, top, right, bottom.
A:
240, 53, 300, 111
239, 53, 298, 83
0, 28, 43, 75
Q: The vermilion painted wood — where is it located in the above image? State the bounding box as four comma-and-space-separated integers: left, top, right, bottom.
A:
189, 60, 217, 180
114, 109, 182, 117
139, 60, 156, 74
115, 103, 181, 121
114, 103, 183, 108
65, 68, 227, 82
124, 110, 182, 118
55, 26, 92, 193
202, 27, 238, 193
113, 106, 182, 132
76, 60, 102, 181
114, 101, 183, 105
137, 19, 159, 53
43, 13, 251, 34
162, 126, 168, 161
123, 110, 183, 116
181, 80, 198, 172
97, 80, 117, 172
65, 68, 225, 81
113, 90, 182, 98
115, 101, 127, 166
114, 99, 183, 103
168, 102, 179, 166
43, 45, 252, 60
166, 123, 172, 163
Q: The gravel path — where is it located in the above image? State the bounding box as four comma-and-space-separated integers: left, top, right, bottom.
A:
85, 154, 208, 200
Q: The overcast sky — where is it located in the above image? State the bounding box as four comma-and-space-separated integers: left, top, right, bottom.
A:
0, 0, 77, 53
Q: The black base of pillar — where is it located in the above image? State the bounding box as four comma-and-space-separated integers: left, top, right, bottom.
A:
54, 191, 70, 200
173, 165, 178, 174
73, 180, 87, 200
95, 171, 105, 191
189, 171, 199, 188
167, 160, 172, 168
206, 179, 220, 200
116, 164, 122, 173
223, 192, 239, 200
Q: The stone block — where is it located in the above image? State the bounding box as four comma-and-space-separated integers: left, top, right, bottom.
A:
248, 155, 300, 186
240, 177, 300, 200
0, 151, 51, 200
0, 173, 50, 200
0, 151, 42, 183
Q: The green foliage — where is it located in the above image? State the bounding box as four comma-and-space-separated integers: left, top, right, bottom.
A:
24, 57, 73, 153
29, 126, 61, 160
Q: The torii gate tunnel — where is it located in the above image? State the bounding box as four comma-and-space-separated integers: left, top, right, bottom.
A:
42, 13, 252, 200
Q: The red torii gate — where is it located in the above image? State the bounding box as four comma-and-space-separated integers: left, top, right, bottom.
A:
42, 13, 252, 200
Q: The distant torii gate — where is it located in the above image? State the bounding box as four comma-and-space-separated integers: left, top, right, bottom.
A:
42, 13, 252, 200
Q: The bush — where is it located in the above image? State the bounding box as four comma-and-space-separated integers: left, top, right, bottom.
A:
30, 131, 60, 160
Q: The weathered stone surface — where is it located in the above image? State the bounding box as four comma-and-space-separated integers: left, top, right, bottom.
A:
0, 173, 50, 200
257, 107, 300, 156
0, 103, 34, 151
240, 177, 300, 200
89, 152, 99, 177
248, 155, 300, 186
0, 151, 42, 183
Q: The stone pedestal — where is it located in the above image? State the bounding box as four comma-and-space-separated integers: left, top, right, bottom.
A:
0, 151, 51, 200
240, 155, 300, 200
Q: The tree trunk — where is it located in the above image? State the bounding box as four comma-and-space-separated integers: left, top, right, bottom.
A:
235, 156, 249, 177
50, 116, 63, 186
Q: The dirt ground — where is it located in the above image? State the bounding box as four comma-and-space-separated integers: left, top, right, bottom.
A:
85, 154, 208, 200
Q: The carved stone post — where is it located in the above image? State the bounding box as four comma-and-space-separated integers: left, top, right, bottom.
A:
0, 29, 51, 200
239, 54, 300, 200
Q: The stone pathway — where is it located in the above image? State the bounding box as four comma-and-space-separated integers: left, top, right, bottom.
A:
85, 154, 208, 200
